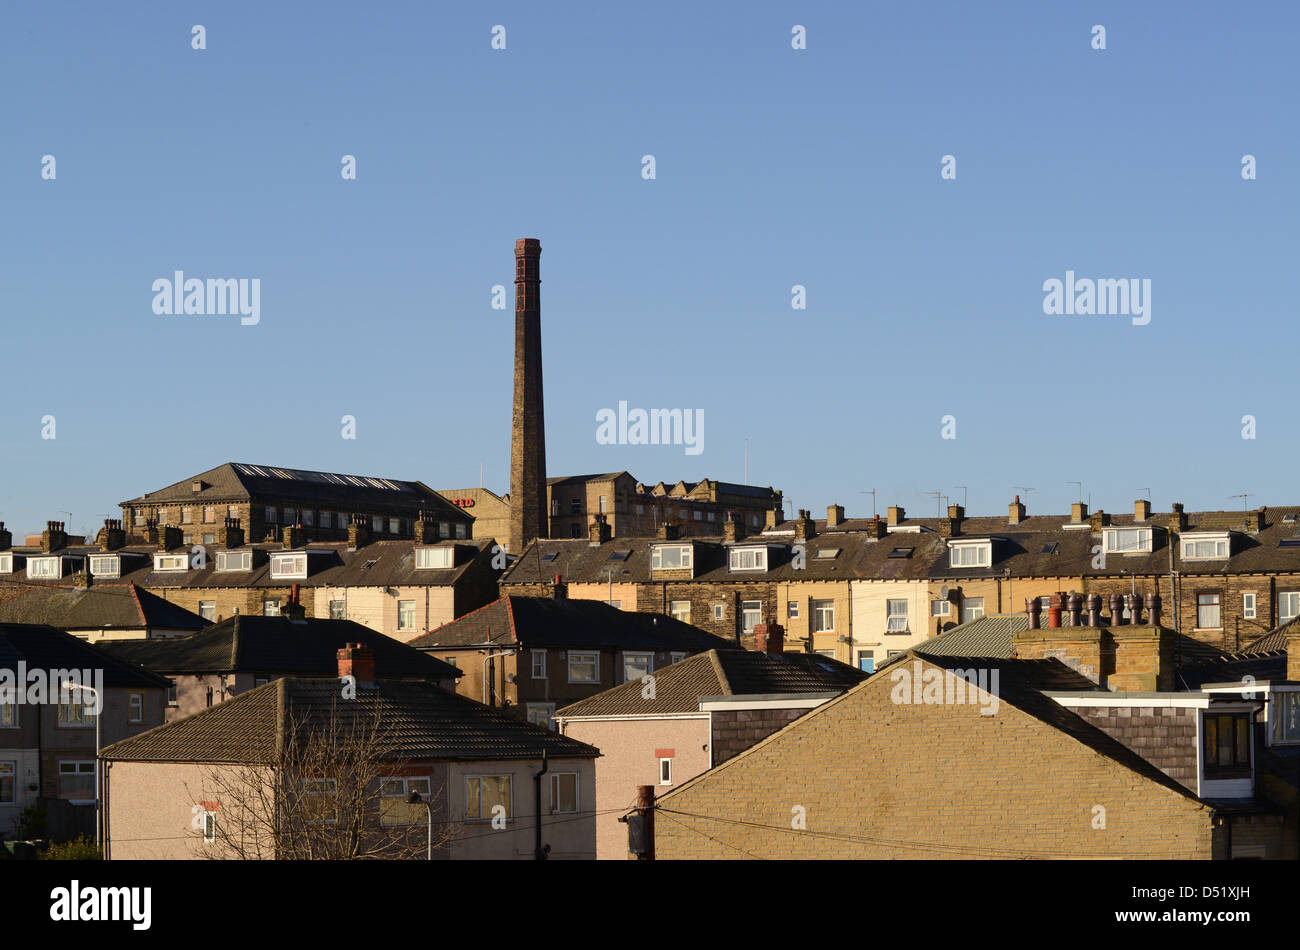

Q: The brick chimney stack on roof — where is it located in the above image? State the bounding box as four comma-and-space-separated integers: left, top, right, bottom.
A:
41, 521, 68, 553
0, 522, 11, 550
509, 238, 548, 557
589, 513, 612, 545
826, 504, 845, 528
1009, 495, 1026, 525
337, 642, 375, 685
754, 620, 784, 657
99, 519, 126, 551
887, 506, 905, 527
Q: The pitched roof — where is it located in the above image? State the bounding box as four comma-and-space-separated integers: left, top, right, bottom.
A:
119, 462, 470, 521
913, 614, 1027, 658
0, 539, 494, 594
1242, 619, 1295, 654
0, 583, 208, 632
0, 623, 171, 689
407, 596, 739, 652
555, 648, 866, 718
95, 615, 460, 681
101, 677, 599, 763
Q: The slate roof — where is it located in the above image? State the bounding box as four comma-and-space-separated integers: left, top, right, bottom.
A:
406, 596, 739, 652
0, 539, 493, 593
96, 615, 460, 681
1175, 651, 1290, 689
555, 648, 867, 718
0, 623, 171, 689
0, 583, 209, 632
101, 677, 599, 764
503, 504, 1300, 584
119, 462, 470, 522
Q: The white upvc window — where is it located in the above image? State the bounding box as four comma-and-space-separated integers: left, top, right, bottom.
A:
650, 544, 693, 571
58, 761, 95, 802
531, 649, 547, 679
1281, 592, 1300, 623
931, 600, 951, 617
568, 651, 599, 684
623, 652, 653, 683
1273, 691, 1300, 744
949, 541, 991, 568
128, 693, 144, 723
270, 553, 307, 579
202, 809, 217, 843
0, 554, 11, 573
199, 601, 216, 621
1243, 592, 1257, 620
379, 776, 431, 826
216, 551, 251, 571
669, 601, 691, 623
466, 775, 512, 822
713, 604, 725, 621
728, 547, 768, 572
1103, 527, 1153, 554
28, 557, 63, 579
961, 597, 985, 623
1182, 534, 1230, 559
415, 546, 454, 569
812, 599, 835, 633
549, 772, 578, 813
659, 758, 672, 785
263, 599, 281, 617
397, 601, 416, 631
741, 601, 763, 634
153, 554, 188, 572
303, 778, 338, 823
886, 599, 909, 631
88, 555, 120, 578
669, 651, 687, 664
527, 703, 557, 731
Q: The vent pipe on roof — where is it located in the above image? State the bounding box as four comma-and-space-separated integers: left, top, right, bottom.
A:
1067, 593, 1082, 627
1109, 593, 1125, 625
1025, 597, 1042, 630
1086, 593, 1102, 627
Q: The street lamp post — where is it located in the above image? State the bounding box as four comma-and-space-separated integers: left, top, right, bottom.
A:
62, 681, 101, 853
406, 790, 435, 860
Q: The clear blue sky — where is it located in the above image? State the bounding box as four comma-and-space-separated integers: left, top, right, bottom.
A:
1, 1, 1296, 538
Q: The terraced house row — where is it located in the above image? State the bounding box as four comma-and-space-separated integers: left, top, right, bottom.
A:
500, 498, 1300, 668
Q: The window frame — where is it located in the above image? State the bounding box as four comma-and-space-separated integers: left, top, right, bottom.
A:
740, 600, 763, 635
1196, 590, 1223, 630
415, 546, 455, 570
811, 599, 835, 633
1202, 711, 1252, 779
622, 651, 653, 683
269, 553, 308, 580
531, 649, 547, 679
128, 692, 144, 723
549, 772, 579, 814
650, 544, 693, 571
567, 650, 599, 685
216, 550, 252, 572
58, 760, 96, 803
466, 774, 512, 823
1103, 527, 1154, 555
379, 775, 432, 826
659, 758, 672, 786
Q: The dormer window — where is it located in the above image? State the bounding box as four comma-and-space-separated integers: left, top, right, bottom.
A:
728, 547, 768, 572
416, 546, 455, 569
88, 555, 120, 578
270, 553, 308, 580
154, 554, 188, 572
1103, 527, 1153, 554
217, 551, 252, 572
1182, 533, 1230, 560
948, 540, 991, 569
650, 544, 692, 571
1203, 711, 1252, 779
28, 556, 65, 579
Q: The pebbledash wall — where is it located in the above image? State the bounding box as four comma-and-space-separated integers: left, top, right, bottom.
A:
654, 669, 1220, 859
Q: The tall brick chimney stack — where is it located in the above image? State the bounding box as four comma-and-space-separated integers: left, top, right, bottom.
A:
509, 238, 548, 557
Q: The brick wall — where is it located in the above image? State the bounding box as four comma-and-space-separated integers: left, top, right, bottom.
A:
655, 668, 1219, 859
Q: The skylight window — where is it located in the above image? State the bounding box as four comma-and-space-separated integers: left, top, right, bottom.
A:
888, 547, 913, 558
815, 548, 840, 559
541, 552, 559, 562
1040, 542, 1058, 555
607, 550, 631, 561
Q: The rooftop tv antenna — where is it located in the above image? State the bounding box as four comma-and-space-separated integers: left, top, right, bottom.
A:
923, 490, 942, 517
1138, 487, 1151, 502
954, 485, 968, 509
1068, 482, 1083, 503
859, 489, 877, 518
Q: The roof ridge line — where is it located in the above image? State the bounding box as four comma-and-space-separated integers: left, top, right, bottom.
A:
708, 649, 732, 695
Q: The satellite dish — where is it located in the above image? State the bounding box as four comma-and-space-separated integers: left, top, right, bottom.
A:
939, 585, 949, 600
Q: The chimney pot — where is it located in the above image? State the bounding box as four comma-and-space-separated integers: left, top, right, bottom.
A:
1146, 592, 1162, 627
1026, 597, 1042, 630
